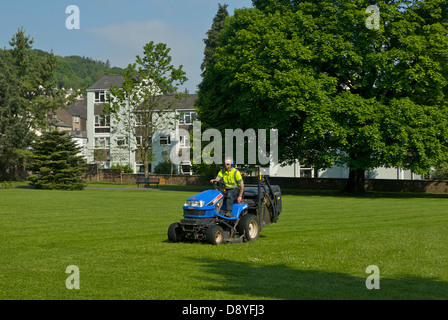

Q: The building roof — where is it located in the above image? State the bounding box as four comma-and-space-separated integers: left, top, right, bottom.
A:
51, 118, 72, 128
88, 75, 198, 112
67, 99, 87, 119
154, 94, 198, 111
87, 75, 124, 91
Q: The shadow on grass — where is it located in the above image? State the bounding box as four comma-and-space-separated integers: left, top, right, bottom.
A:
192, 258, 448, 300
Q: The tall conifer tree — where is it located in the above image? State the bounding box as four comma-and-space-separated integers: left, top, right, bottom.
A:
28, 131, 86, 190
0, 28, 66, 180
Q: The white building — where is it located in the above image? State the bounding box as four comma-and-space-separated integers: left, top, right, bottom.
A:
86, 75, 197, 174
272, 161, 426, 180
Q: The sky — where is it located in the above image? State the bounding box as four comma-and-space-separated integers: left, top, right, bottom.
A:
0, 0, 253, 93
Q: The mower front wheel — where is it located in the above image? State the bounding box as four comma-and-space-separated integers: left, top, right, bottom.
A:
205, 225, 224, 245
168, 222, 185, 243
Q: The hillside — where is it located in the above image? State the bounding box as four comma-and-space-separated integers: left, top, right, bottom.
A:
0, 49, 124, 90
54, 55, 124, 90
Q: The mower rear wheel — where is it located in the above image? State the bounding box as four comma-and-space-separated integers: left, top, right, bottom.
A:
168, 222, 185, 243
205, 225, 224, 245
237, 214, 259, 241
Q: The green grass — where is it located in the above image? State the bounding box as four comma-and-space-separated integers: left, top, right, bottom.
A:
1, 187, 447, 300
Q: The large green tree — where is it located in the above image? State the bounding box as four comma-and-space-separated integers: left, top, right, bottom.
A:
201, 3, 229, 76
192, 3, 230, 177
197, 0, 448, 192
0, 28, 67, 180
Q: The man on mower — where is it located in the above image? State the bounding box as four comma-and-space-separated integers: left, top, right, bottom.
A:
210, 157, 244, 217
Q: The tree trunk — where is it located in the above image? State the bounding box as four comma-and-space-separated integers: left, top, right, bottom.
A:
143, 150, 150, 178
344, 168, 366, 193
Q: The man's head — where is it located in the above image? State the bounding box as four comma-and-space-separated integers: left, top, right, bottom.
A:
224, 156, 233, 171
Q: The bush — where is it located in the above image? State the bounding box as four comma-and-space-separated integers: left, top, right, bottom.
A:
111, 163, 134, 173
433, 167, 448, 180
1, 181, 13, 189
191, 163, 221, 181
154, 161, 177, 175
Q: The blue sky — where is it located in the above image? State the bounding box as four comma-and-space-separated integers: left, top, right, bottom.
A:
0, 0, 253, 92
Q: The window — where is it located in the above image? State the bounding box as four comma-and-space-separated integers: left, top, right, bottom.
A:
160, 136, 171, 145
116, 136, 129, 147
134, 112, 151, 127
74, 116, 79, 124
135, 114, 142, 127
136, 136, 142, 148
179, 136, 190, 148
94, 137, 110, 149
95, 115, 110, 133
179, 112, 197, 125
300, 169, 313, 178
135, 136, 151, 148
95, 91, 107, 103
95, 115, 110, 127
136, 164, 152, 173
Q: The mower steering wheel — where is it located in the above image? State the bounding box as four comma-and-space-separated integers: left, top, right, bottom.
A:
213, 180, 224, 192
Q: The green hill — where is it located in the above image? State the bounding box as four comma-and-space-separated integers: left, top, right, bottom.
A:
54, 55, 124, 90
0, 49, 124, 90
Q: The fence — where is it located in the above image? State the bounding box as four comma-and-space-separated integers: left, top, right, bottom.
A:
84, 166, 448, 193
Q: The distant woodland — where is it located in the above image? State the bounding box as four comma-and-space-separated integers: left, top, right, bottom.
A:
0, 48, 124, 90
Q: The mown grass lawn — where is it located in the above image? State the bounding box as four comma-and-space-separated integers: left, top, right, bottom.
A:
0, 187, 447, 300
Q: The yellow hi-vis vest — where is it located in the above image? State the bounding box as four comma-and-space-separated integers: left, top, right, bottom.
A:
217, 168, 243, 189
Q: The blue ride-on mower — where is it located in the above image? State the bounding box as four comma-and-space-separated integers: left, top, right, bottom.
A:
167, 168, 282, 245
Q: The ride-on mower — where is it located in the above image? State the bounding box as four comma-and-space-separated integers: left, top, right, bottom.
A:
167, 168, 282, 245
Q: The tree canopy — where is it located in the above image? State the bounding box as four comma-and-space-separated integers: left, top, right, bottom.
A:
0, 28, 67, 180
196, 0, 448, 192
108, 41, 188, 177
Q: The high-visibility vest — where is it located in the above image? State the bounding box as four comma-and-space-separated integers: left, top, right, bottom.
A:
217, 168, 243, 189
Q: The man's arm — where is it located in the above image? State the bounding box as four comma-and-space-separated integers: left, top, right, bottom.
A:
210, 172, 223, 184
237, 182, 244, 203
